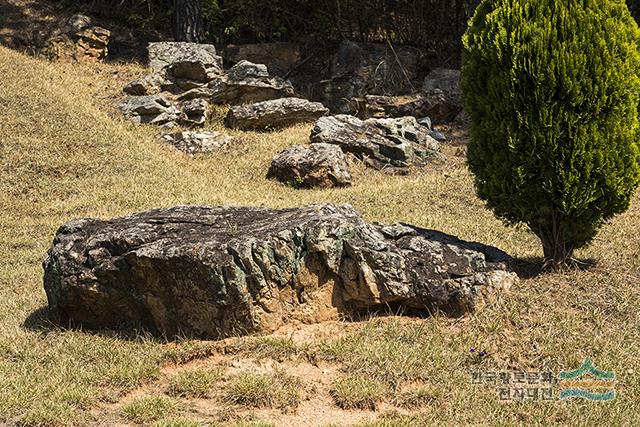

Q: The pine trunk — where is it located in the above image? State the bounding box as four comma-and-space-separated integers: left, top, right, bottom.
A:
174, 0, 202, 42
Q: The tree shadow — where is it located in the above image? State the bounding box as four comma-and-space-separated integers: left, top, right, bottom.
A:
513, 257, 597, 279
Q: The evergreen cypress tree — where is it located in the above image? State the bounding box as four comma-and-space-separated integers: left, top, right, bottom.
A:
461, 0, 640, 266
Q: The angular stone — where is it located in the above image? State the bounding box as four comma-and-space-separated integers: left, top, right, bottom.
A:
310, 115, 440, 170
148, 42, 222, 73
123, 71, 174, 96
118, 95, 184, 127
207, 61, 295, 105
45, 25, 110, 62
267, 144, 352, 188
178, 98, 210, 126
225, 60, 269, 80
161, 131, 234, 154
43, 204, 516, 338
225, 97, 329, 130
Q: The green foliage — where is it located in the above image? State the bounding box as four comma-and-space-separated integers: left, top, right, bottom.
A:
461, 0, 640, 264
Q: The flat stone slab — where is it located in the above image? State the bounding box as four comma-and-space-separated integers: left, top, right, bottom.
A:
43, 204, 516, 339
225, 97, 329, 130
161, 131, 234, 154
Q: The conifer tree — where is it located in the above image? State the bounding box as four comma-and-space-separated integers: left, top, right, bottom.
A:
461, 0, 640, 266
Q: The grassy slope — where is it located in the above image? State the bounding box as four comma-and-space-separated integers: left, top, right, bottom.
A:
0, 45, 639, 425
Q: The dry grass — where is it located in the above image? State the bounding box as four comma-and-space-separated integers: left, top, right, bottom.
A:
166, 367, 224, 398
223, 371, 302, 411
122, 396, 179, 424
331, 377, 390, 410
1, 44, 639, 426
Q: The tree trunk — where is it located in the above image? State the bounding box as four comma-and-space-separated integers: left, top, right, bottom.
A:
174, 0, 202, 42
535, 220, 576, 268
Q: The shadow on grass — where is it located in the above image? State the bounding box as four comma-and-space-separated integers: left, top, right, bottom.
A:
514, 257, 597, 279
22, 305, 177, 343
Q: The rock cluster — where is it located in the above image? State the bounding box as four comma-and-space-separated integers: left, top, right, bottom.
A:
266, 114, 441, 188
45, 14, 110, 62
310, 115, 440, 170
43, 204, 516, 339
120, 43, 296, 128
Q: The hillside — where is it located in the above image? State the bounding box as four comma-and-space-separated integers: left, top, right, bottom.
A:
0, 45, 639, 425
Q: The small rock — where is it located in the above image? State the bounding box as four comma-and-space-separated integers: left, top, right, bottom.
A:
123, 71, 174, 96
178, 98, 210, 126
267, 143, 352, 188
119, 95, 184, 126
65, 14, 92, 32
429, 130, 447, 141
225, 97, 329, 130
417, 117, 432, 130
225, 60, 270, 80
161, 131, 233, 154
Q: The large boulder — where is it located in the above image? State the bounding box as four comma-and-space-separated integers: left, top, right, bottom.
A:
225, 97, 329, 130
310, 115, 440, 170
43, 204, 516, 338
267, 144, 352, 188
223, 42, 301, 76
148, 42, 222, 73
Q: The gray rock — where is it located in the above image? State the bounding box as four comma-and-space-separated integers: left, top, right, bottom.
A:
310, 115, 440, 170
423, 68, 462, 105
429, 130, 447, 142
207, 61, 295, 105
123, 70, 175, 96
148, 42, 222, 73
43, 204, 516, 338
65, 14, 92, 32
267, 144, 352, 188
418, 116, 432, 130
178, 98, 210, 126
165, 51, 224, 82
225, 60, 270, 80
118, 95, 184, 126
162, 131, 234, 154
225, 97, 329, 130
